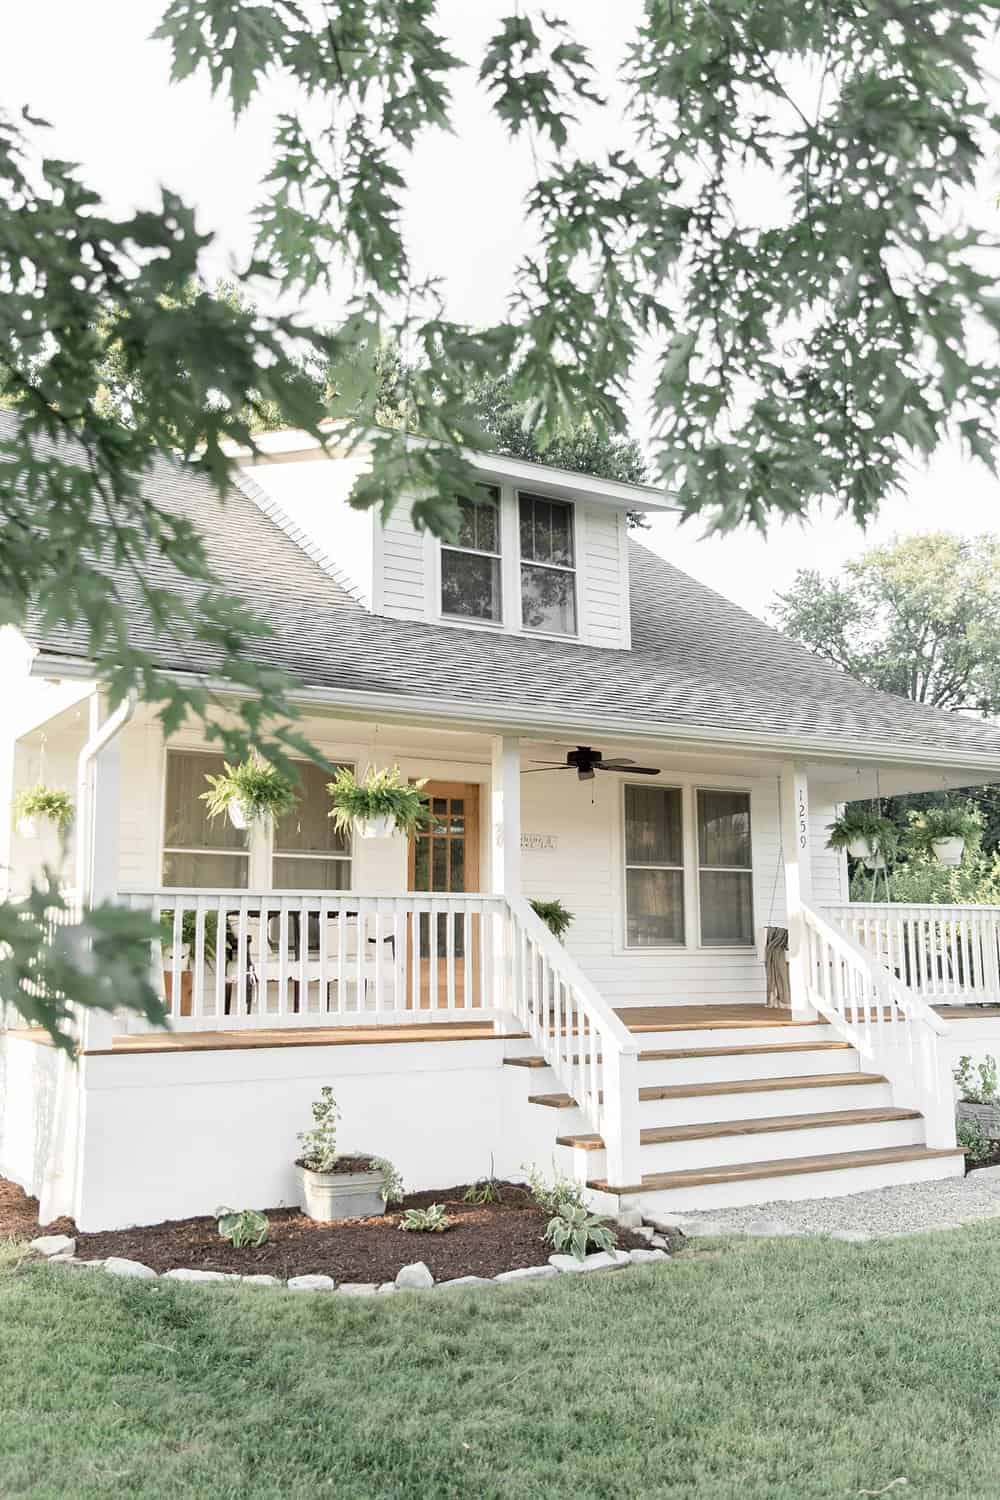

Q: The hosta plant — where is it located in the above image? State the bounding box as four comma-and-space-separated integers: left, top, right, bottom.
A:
216, 1206, 270, 1248
328, 765, 434, 838
400, 1203, 450, 1233
529, 899, 574, 941
544, 1202, 618, 1262
12, 785, 74, 835
201, 758, 298, 828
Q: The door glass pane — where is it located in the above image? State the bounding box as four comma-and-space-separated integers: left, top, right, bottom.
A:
450, 836, 465, 892
413, 836, 430, 891
625, 786, 682, 866
164, 752, 248, 851
441, 550, 501, 622
162, 851, 249, 888
626, 869, 684, 947
274, 762, 350, 855
698, 790, 752, 868
520, 564, 577, 634
700, 871, 754, 947
273, 857, 350, 890
432, 837, 448, 890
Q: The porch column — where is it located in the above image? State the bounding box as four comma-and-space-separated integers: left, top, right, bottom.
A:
779, 761, 815, 1019
78, 698, 123, 1052
490, 736, 522, 897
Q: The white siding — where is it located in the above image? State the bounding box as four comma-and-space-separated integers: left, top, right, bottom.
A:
375, 493, 428, 619
580, 504, 630, 648
810, 800, 848, 906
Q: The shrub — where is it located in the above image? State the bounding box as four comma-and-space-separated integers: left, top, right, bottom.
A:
954, 1055, 999, 1105
201, 759, 298, 824
297, 1086, 340, 1172
400, 1204, 449, 1233
374, 1157, 404, 1204
328, 765, 434, 837
13, 785, 74, 833
544, 1201, 617, 1261
529, 899, 574, 941
216, 1207, 270, 1248
957, 1119, 993, 1165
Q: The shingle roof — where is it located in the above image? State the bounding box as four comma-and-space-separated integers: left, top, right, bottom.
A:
14, 411, 1000, 766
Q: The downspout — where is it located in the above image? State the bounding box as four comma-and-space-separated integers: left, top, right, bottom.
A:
38, 687, 138, 1227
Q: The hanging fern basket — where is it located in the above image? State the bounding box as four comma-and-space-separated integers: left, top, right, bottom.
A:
357, 812, 397, 840
932, 836, 965, 867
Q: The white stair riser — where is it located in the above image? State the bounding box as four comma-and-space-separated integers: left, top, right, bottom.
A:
639, 1049, 858, 1086
638, 1080, 892, 1128
636, 1151, 964, 1213
626, 1023, 839, 1051
633, 1117, 926, 1176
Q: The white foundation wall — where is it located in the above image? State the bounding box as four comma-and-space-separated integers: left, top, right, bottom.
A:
0, 1035, 61, 1197
74, 1040, 554, 1231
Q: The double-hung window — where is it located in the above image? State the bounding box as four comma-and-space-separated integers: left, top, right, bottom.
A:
519, 492, 577, 635
162, 750, 250, 888
624, 784, 684, 947
440, 488, 502, 623
697, 790, 754, 946
273, 760, 352, 889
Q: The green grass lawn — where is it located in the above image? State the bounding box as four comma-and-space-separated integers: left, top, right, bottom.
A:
4, 1226, 1000, 1500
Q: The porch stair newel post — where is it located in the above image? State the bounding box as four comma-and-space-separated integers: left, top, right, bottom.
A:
780, 761, 815, 1020
491, 736, 522, 1033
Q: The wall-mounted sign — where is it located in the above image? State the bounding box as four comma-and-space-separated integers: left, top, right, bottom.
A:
521, 833, 558, 851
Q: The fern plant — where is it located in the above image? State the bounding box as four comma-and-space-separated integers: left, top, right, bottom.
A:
201, 758, 298, 826
906, 805, 980, 859
328, 765, 434, 837
826, 807, 899, 865
400, 1203, 450, 1233
216, 1206, 270, 1248
13, 784, 74, 834
529, 899, 574, 941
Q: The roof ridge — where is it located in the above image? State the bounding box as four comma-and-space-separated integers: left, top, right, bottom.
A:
230, 468, 368, 609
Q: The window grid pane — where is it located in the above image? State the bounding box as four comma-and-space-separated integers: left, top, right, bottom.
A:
273, 857, 351, 890
442, 488, 502, 623
274, 761, 351, 856
696, 790, 753, 947
624, 785, 684, 949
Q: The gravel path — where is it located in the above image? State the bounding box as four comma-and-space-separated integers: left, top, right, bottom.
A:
653, 1171, 1000, 1241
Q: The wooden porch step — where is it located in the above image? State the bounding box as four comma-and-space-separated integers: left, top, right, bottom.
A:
589, 1145, 966, 1196
503, 1055, 549, 1069
556, 1106, 921, 1152
527, 1071, 886, 1112
638, 1040, 852, 1062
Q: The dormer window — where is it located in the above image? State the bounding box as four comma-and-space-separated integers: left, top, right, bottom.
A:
519, 493, 578, 636
440, 488, 501, 623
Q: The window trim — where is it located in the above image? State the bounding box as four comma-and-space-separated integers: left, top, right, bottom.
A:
160, 747, 251, 890
694, 786, 755, 950
517, 489, 579, 638
622, 781, 686, 951
439, 488, 503, 626
271, 758, 354, 892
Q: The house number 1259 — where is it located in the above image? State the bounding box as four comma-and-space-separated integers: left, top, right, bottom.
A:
797, 787, 808, 849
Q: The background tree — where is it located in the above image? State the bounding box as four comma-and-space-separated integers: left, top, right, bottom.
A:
775, 533, 1000, 855
6, 2, 1000, 1042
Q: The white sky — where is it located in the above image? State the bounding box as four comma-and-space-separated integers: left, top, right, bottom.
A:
4, 0, 999, 622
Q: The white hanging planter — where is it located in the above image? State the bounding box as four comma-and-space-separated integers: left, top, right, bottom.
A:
162, 943, 191, 972
863, 854, 887, 871
16, 816, 39, 839
357, 812, 398, 840
932, 835, 965, 867
847, 836, 875, 861
227, 800, 252, 830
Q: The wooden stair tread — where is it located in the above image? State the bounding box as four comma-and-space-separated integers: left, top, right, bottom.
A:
557, 1106, 921, 1151
639, 1040, 851, 1062
528, 1093, 575, 1108
642, 1071, 886, 1101
503, 1056, 548, 1069
589, 1145, 965, 1196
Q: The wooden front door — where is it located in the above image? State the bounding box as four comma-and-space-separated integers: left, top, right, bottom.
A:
407, 781, 481, 1010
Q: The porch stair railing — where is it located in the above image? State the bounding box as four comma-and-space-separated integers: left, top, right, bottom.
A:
503, 894, 642, 1189
803, 904, 954, 1147
825, 902, 1000, 1007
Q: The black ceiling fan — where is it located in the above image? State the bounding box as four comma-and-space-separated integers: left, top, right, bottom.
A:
525, 746, 661, 782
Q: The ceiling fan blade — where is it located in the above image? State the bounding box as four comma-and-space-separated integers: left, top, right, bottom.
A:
595, 764, 661, 775
529, 760, 572, 766
523, 765, 574, 773
594, 758, 636, 769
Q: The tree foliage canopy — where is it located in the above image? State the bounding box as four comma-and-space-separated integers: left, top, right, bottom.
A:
773, 533, 1000, 715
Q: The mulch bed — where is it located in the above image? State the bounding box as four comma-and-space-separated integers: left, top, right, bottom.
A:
1, 1176, 647, 1282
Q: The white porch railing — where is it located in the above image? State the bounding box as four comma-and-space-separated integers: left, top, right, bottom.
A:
825, 903, 1000, 1007
803, 904, 954, 1146
120, 890, 506, 1030
503, 895, 642, 1189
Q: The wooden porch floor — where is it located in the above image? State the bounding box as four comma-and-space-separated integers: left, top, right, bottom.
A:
11, 1001, 1000, 1057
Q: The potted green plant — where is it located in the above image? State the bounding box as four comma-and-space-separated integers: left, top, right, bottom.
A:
954, 1055, 1000, 1137
826, 807, 899, 869
200, 758, 298, 830
529, 898, 574, 940
12, 785, 73, 840
159, 909, 219, 968
296, 1085, 403, 1221
328, 765, 434, 840
906, 806, 979, 868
